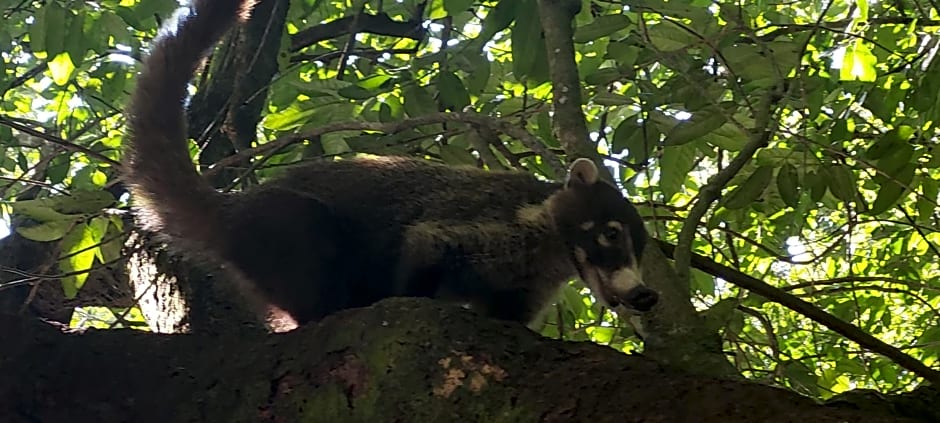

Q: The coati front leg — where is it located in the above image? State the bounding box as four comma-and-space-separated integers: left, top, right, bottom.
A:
397, 219, 569, 324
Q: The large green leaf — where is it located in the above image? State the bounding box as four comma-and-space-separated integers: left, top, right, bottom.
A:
659, 143, 699, 201
573, 14, 632, 43
664, 107, 728, 146
722, 166, 774, 210
776, 163, 800, 208
436, 71, 471, 111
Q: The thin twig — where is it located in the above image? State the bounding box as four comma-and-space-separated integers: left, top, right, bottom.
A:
0, 116, 121, 167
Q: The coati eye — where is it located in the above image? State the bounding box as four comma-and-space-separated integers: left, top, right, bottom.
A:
602, 226, 621, 242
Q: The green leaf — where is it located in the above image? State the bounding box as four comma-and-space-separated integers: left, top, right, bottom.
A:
59, 222, 103, 299
535, 111, 557, 148
98, 12, 131, 46
865, 126, 913, 160
262, 104, 318, 131
777, 163, 800, 208
918, 326, 940, 345
443, 0, 475, 16
690, 268, 715, 296
64, 9, 87, 66
29, 2, 49, 52
583, 67, 622, 86
585, 326, 616, 343
606, 42, 641, 68
12, 190, 115, 220
403, 83, 438, 117
436, 71, 470, 110
460, 51, 491, 95
99, 219, 125, 263
48, 52, 75, 86
438, 144, 477, 166
783, 361, 820, 396
477, 0, 517, 43
659, 143, 698, 201
840, 39, 877, 82
699, 298, 738, 332
924, 147, 940, 169
856, 0, 869, 21
828, 166, 857, 202
379, 96, 404, 122
15, 219, 76, 242
874, 143, 915, 177
88, 215, 110, 263
357, 74, 393, 90
573, 14, 632, 43
337, 84, 375, 100
917, 178, 938, 220
699, 123, 748, 151
868, 164, 915, 215
11, 202, 71, 222
664, 108, 728, 146
722, 165, 774, 210
511, 0, 543, 81
611, 118, 636, 154
806, 170, 828, 202
647, 20, 697, 51
43, 2, 68, 58
721, 44, 775, 82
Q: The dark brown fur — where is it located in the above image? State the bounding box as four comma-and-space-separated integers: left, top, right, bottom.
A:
123, 0, 657, 329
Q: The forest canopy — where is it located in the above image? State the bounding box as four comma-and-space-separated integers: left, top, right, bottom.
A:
0, 0, 938, 409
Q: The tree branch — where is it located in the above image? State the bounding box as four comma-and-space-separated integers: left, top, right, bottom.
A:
673, 91, 779, 285
656, 239, 940, 386
0, 297, 919, 422
290, 12, 426, 52
535, 0, 605, 175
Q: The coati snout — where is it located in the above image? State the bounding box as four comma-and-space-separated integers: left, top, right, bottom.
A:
550, 159, 658, 314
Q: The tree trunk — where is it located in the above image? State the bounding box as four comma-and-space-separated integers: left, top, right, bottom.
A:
0, 297, 923, 423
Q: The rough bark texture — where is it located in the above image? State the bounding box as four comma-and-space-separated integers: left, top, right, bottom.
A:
125, 231, 264, 334
536, 0, 598, 167
0, 297, 924, 423
635, 243, 738, 378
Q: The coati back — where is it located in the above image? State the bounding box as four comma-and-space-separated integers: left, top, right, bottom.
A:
124, 0, 658, 329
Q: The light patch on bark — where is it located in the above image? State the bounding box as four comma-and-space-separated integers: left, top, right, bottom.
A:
433, 351, 508, 398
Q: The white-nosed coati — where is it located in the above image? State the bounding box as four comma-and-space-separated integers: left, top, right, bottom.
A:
123, 0, 658, 328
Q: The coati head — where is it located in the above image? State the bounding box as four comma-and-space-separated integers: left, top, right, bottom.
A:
550, 158, 659, 314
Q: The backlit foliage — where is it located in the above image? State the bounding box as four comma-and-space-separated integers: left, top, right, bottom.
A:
1, 0, 937, 400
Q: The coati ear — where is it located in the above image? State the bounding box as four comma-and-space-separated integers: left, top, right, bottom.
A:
565, 158, 599, 188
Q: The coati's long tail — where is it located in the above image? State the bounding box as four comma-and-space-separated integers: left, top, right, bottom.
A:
123, 0, 256, 246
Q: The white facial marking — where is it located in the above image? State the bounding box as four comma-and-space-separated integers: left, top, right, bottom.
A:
579, 221, 595, 231
606, 221, 623, 230
596, 233, 611, 247
609, 265, 644, 293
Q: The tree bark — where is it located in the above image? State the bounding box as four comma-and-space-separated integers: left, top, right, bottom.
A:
0, 297, 923, 423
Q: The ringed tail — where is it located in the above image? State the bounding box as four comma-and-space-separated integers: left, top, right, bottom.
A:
123, 0, 257, 246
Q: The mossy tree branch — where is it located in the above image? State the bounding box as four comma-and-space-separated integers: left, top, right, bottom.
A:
0, 298, 921, 423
